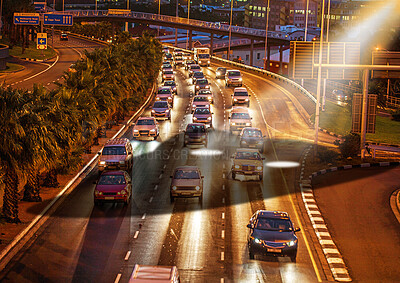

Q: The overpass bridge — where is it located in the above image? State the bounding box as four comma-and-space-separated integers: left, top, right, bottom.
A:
67, 10, 294, 65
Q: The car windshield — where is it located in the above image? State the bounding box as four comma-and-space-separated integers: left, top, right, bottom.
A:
199, 90, 212, 95
190, 65, 200, 70
234, 92, 248, 96
235, 151, 261, 160
186, 125, 206, 133
197, 79, 208, 84
174, 170, 200, 179
198, 54, 210, 59
255, 218, 292, 231
243, 129, 262, 137
194, 73, 204, 78
98, 174, 126, 185
163, 64, 172, 68
228, 71, 241, 76
175, 56, 183, 60
153, 101, 168, 108
137, 119, 155, 126
164, 70, 173, 74
164, 81, 175, 87
217, 68, 226, 72
194, 96, 209, 102
186, 60, 195, 65
165, 54, 172, 58
102, 146, 126, 155
194, 108, 210, 114
231, 112, 250, 119
158, 88, 171, 94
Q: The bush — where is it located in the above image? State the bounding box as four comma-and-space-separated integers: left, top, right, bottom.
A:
317, 147, 339, 163
334, 133, 360, 158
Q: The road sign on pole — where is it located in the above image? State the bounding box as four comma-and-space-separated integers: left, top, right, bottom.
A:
352, 93, 377, 134
14, 13, 40, 25
34, 2, 47, 12
43, 13, 73, 26
37, 33, 47, 50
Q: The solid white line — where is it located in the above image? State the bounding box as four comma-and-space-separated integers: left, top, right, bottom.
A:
142, 213, 146, 220
134, 231, 140, 239
154, 185, 158, 191
222, 212, 225, 219
23, 55, 60, 82
220, 278, 224, 283
114, 273, 122, 283
124, 251, 131, 261
149, 196, 153, 203
221, 252, 224, 261
221, 230, 225, 239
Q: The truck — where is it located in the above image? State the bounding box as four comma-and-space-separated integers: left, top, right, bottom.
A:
129, 264, 180, 283
194, 47, 210, 67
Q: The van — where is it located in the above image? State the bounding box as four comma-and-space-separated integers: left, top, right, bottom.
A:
129, 264, 180, 283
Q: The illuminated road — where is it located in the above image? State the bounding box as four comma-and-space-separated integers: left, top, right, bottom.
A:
0, 59, 336, 282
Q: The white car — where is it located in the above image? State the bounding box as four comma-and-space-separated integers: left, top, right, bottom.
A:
231, 148, 264, 181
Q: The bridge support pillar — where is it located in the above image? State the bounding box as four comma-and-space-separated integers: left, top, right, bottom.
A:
210, 33, 214, 55
250, 39, 254, 66
267, 45, 271, 71
279, 45, 283, 74
189, 30, 193, 50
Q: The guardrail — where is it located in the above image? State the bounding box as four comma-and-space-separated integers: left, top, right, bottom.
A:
64, 10, 295, 41
387, 95, 400, 108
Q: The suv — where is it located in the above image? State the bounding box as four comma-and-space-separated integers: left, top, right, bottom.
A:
98, 138, 133, 172
183, 123, 208, 147
194, 78, 210, 94
232, 87, 250, 106
162, 70, 174, 82
133, 117, 159, 140
151, 101, 171, 120
156, 86, 174, 107
163, 80, 177, 95
229, 107, 252, 132
188, 64, 201, 77
247, 210, 300, 262
193, 107, 213, 127
170, 166, 204, 202
215, 67, 226, 79
198, 89, 214, 104
191, 95, 210, 112
225, 69, 243, 87
94, 170, 132, 205
231, 148, 264, 180
60, 33, 68, 41
240, 127, 265, 152
192, 71, 205, 84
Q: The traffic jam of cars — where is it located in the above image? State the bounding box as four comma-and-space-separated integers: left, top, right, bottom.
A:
93, 46, 299, 264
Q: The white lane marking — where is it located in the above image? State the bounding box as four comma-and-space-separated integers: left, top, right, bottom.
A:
134, 231, 140, 239
221, 230, 225, 239
222, 197, 225, 204
222, 173, 226, 179
124, 251, 131, 261
223, 164, 226, 169
163, 164, 167, 169
221, 252, 224, 261
222, 185, 225, 191
149, 196, 153, 203
142, 213, 146, 220
222, 212, 225, 219
114, 273, 122, 283
154, 185, 158, 191
159, 174, 163, 179
23, 55, 60, 82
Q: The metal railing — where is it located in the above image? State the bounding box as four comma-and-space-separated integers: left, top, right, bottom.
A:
387, 95, 400, 108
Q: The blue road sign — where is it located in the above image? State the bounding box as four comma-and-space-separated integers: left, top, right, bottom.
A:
43, 14, 73, 26
14, 13, 40, 25
37, 33, 47, 50
34, 2, 47, 12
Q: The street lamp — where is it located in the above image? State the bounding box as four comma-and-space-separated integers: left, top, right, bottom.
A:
263, 0, 270, 70
304, 0, 309, 41
227, 0, 234, 60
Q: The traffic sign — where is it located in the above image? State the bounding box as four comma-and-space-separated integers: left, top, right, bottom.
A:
43, 13, 73, 26
34, 2, 47, 12
14, 13, 40, 25
352, 93, 377, 134
37, 33, 47, 50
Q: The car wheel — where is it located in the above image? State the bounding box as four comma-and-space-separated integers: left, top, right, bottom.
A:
259, 175, 263, 181
290, 254, 297, 263
124, 196, 130, 206
199, 193, 203, 202
232, 172, 236, 180
170, 194, 174, 203
249, 250, 255, 260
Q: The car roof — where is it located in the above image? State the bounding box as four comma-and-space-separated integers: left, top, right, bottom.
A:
190, 64, 200, 68
174, 166, 200, 171
194, 95, 210, 98
234, 87, 247, 92
231, 107, 249, 113
235, 148, 260, 153
105, 138, 129, 146
256, 210, 290, 219
227, 69, 241, 72
138, 117, 155, 121
217, 67, 226, 70
242, 127, 261, 132
100, 170, 126, 176
187, 123, 205, 127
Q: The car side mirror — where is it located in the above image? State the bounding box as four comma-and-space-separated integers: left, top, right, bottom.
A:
294, 227, 301, 232
249, 94, 251, 97
228, 117, 231, 119
246, 224, 252, 229
251, 117, 253, 119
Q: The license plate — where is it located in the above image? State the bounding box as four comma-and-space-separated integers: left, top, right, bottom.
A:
267, 248, 281, 253
105, 197, 114, 200
181, 193, 192, 196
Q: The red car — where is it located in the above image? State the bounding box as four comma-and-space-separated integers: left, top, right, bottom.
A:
94, 171, 132, 205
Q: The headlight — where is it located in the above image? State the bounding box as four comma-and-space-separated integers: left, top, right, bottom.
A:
234, 165, 240, 169
205, 104, 210, 108
254, 238, 261, 244
234, 98, 238, 101
172, 186, 177, 191
195, 186, 200, 191
246, 123, 251, 126
94, 190, 102, 195
150, 129, 156, 132
196, 86, 200, 89
119, 161, 125, 164
151, 110, 155, 113
217, 72, 221, 75
206, 85, 210, 88
100, 161, 106, 165
286, 240, 296, 247
238, 78, 242, 81
163, 75, 166, 78
156, 97, 161, 100
134, 129, 139, 132
231, 122, 236, 126
193, 117, 198, 120
208, 96, 212, 101
165, 109, 170, 113
245, 98, 249, 101
120, 190, 127, 195
242, 140, 247, 144
207, 60, 210, 63
173, 87, 176, 91
207, 116, 211, 121
256, 166, 263, 171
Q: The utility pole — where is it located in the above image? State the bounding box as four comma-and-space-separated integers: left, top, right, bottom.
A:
175, 0, 178, 46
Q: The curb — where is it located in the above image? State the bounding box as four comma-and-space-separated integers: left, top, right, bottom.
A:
0, 83, 157, 271
300, 146, 351, 282
390, 189, 400, 225
0, 65, 25, 74
318, 127, 343, 139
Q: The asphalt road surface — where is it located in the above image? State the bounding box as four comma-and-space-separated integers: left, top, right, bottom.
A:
0, 56, 341, 282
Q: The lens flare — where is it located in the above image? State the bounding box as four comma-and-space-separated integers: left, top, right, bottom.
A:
265, 161, 300, 168
190, 149, 224, 156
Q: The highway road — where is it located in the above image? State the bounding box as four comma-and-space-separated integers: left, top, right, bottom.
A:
0, 33, 103, 90
312, 167, 400, 282
0, 51, 337, 282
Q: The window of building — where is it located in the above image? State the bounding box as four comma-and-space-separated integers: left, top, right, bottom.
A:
246, 54, 249, 61
258, 6, 261, 11
249, 5, 253, 10
262, 7, 266, 11
257, 53, 260, 60
258, 12, 261, 17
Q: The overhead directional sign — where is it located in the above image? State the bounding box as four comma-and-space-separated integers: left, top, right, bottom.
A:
37, 33, 47, 50
44, 13, 73, 26
14, 13, 40, 25
34, 2, 47, 12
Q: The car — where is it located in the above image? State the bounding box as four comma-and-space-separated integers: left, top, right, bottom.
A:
162, 70, 174, 82
232, 87, 250, 106
191, 95, 210, 112
183, 123, 208, 147
231, 148, 264, 180
94, 170, 132, 205
60, 33, 68, 41
173, 55, 184, 67
162, 64, 173, 74
162, 61, 172, 68
163, 80, 177, 95
247, 210, 301, 262
188, 64, 201, 77
182, 52, 191, 60
156, 86, 174, 107
151, 101, 171, 120
133, 117, 159, 140
198, 89, 214, 104
164, 53, 173, 60
68, 63, 76, 73
185, 59, 196, 70
216, 67, 227, 79
129, 264, 180, 283
240, 127, 265, 152
229, 107, 252, 132
192, 71, 205, 84
193, 107, 212, 127
162, 46, 169, 54
170, 166, 204, 202
333, 89, 348, 101
98, 138, 134, 172
225, 69, 243, 87
194, 78, 210, 94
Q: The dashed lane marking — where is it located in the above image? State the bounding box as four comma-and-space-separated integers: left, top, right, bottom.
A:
154, 185, 158, 191
134, 231, 139, 239
124, 251, 131, 261
114, 273, 122, 283
149, 196, 153, 203
142, 213, 146, 220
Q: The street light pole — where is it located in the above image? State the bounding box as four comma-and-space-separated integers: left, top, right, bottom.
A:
322, 0, 331, 112
185, 0, 190, 49
227, 0, 234, 60
175, 0, 179, 46
304, 0, 309, 41
263, 0, 270, 70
